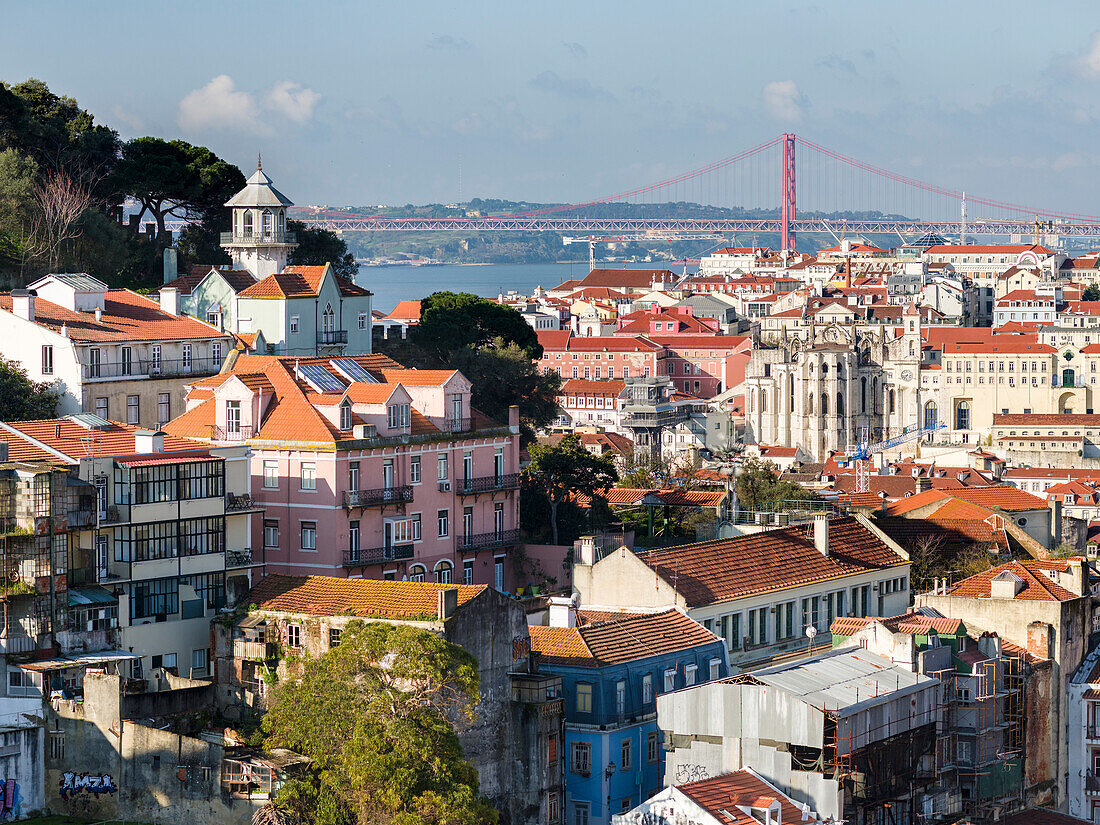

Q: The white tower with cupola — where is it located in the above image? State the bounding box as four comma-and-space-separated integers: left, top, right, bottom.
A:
221, 156, 297, 278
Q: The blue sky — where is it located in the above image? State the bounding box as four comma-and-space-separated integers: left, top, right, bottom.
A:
6, 1, 1100, 213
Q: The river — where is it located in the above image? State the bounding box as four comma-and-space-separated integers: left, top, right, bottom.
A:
357, 261, 691, 313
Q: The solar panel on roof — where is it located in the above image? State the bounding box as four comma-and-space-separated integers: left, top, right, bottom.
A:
331, 358, 379, 384
67, 413, 112, 430
297, 363, 346, 394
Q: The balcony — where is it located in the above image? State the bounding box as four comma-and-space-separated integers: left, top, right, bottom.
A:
226, 493, 261, 512
343, 486, 413, 508
456, 528, 521, 553
456, 474, 522, 496
67, 508, 94, 529
343, 544, 415, 568
220, 230, 297, 246
1087, 771, 1100, 794
210, 425, 255, 442
82, 356, 223, 381
444, 417, 473, 433
226, 548, 255, 568
233, 639, 277, 661
317, 330, 349, 345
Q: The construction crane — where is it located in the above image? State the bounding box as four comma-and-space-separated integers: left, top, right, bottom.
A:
844, 422, 947, 493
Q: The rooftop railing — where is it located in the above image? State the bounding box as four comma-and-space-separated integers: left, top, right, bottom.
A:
343, 544, 415, 568
220, 230, 297, 245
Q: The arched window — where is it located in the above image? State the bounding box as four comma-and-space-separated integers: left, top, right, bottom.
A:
761, 390, 768, 413
956, 400, 970, 431
860, 377, 867, 413
322, 304, 335, 333
836, 364, 844, 379
821, 393, 829, 415
822, 363, 829, 375
409, 564, 426, 583
836, 392, 845, 416
909, 341, 915, 356
924, 401, 938, 429
434, 560, 453, 584
242, 210, 254, 236
340, 400, 352, 431
889, 389, 896, 414
788, 375, 794, 411
262, 209, 273, 236
808, 393, 814, 415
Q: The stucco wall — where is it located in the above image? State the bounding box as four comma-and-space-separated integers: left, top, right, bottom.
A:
0, 702, 45, 820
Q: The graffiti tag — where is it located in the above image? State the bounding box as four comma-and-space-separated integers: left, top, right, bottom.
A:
0, 779, 18, 821
674, 763, 710, 784
59, 772, 117, 800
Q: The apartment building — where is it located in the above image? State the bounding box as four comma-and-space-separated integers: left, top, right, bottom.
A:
573, 514, 911, 672
529, 601, 727, 825
165, 353, 521, 589
556, 379, 626, 431
0, 415, 257, 680
0, 274, 232, 427
538, 331, 669, 382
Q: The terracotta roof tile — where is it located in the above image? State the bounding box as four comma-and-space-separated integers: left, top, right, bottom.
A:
560, 379, 626, 395
830, 611, 964, 638
3, 418, 207, 460
677, 770, 822, 824
945, 559, 1082, 601
246, 573, 485, 619
386, 299, 422, 321
635, 516, 906, 607
529, 609, 720, 666
237, 264, 370, 299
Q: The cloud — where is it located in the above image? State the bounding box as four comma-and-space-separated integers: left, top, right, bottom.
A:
427, 35, 471, 51
111, 104, 144, 134
816, 54, 856, 75
562, 41, 587, 58
529, 70, 614, 101
1075, 31, 1100, 79
266, 81, 320, 123
178, 75, 267, 134
762, 80, 807, 122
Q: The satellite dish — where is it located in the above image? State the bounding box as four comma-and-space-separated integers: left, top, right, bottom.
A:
806, 626, 818, 639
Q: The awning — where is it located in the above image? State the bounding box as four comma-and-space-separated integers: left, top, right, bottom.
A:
18, 650, 139, 672
68, 586, 118, 607
117, 453, 222, 468
238, 614, 268, 628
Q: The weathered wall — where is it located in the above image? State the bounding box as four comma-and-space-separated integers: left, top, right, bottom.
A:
0, 712, 45, 820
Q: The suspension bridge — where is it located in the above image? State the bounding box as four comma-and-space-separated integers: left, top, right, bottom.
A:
258, 135, 1100, 246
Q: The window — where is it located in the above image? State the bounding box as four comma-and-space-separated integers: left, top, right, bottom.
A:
615, 680, 626, 715
437, 509, 449, 537
571, 743, 592, 776
642, 673, 653, 704
289, 315, 299, 334
300, 462, 316, 490
329, 627, 342, 648
49, 731, 66, 761
647, 731, 659, 763
775, 601, 796, 640
41, 345, 53, 375
748, 607, 768, 646
462, 559, 473, 585
212, 341, 222, 364
226, 400, 241, 434
548, 792, 559, 824
495, 556, 505, 591
263, 520, 279, 548
182, 343, 192, 370
438, 454, 448, 481
157, 392, 171, 424
127, 395, 140, 425
131, 577, 178, 620
435, 560, 453, 584
301, 521, 317, 551
388, 403, 411, 429
349, 520, 360, 558
95, 397, 108, 418
410, 455, 421, 484
801, 595, 821, 631
151, 344, 161, 370
709, 658, 721, 680
192, 648, 208, 675
685, 664, 698, 686
664, 668, 676, 692
621, 738, 633, 771
956, 400, 971, 431
358, 311, 368, 330
576, 683, 592, 713
263, 460, 279, 488
719, 613, 742, 650
573, 802, 590, 825
409, 563, 426, 582
339, 400, 352, 431
287, 625, 303, 651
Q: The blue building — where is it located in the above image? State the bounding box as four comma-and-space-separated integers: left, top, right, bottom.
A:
529, 605, 728, 825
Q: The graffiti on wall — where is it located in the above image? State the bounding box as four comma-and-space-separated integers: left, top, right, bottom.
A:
59, 772, 118, 800
0, 779, 19, 821
674, 763, 710, 784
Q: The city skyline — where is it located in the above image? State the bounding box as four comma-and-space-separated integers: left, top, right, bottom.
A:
6, 1, 1100, 213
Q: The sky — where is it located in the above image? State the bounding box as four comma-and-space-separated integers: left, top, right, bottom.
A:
6, 1, 1100, 214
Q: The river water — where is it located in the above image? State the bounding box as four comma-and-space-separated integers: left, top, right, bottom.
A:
358, 261, 690, 313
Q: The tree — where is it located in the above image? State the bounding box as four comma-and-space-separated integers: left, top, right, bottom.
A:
289, 220, 358, 278
112, 137, 244, 237
31, 171, 93, 270
0, 358, 59, 420
524, 434, 618, 545
1084, 284, 1100, 302
262, 621, 495, 825
449, 340, 561, 444
734, 457, 814, 512
411, 292, 541, 362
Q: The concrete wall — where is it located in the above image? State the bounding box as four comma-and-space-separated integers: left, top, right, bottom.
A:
0, 699, 45, 820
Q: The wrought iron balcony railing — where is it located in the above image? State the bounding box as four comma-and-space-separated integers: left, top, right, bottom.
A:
318, 330, 349, 345
343, 544, 415, 567
82, 356, 222, 380
343, 486, 413, 508
220, 230, 297, 245
456, 528, 521, 553
456, 474, 521, 496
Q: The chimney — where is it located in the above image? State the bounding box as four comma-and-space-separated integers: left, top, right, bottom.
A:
94, 306, 102, 323
813, 513, 830, 556
11, 289, 34, 322
548, 594, 578, 629
1026, 621, 1053, 660
508, 404, 520, 433
163, 248, 178, 285
437, 587, 459, 621
1050, 498, 1063, 550
915, 476, 933, 495
134, 430, 164, 454
1066, 558, 1088, 597
160, 287, 179, 316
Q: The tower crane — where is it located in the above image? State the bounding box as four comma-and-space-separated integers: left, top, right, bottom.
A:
843, 422, 947, 493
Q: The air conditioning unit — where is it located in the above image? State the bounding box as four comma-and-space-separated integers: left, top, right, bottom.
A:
440, 482, 451, 492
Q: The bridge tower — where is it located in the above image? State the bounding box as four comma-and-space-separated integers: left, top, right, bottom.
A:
781, 133, 797, 252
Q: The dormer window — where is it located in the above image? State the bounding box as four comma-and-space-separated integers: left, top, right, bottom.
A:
340, 400, 353, 431
388, 403, 410, 430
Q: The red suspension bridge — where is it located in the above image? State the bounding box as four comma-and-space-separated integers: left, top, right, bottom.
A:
288, 134, 1100, 247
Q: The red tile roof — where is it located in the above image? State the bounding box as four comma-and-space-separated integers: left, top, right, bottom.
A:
246, 574, 485, 619
560, 379, 625, 395
677, 770, 822, 824
529, 609, 720, 666
2, 418, 207, 461
635, 516, 906, 607
829, 611, 964, 637
995, 413, 1100, 427
161, 266, 256, 295
0, 289, 229, 343
944, 559, 1083, 602
386, 299, 422, 321
237, 264, 370, 299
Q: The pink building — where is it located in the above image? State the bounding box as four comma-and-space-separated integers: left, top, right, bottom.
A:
166, 353, 521, 590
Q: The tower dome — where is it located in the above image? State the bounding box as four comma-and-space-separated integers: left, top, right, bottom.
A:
221, 156, 297, 278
